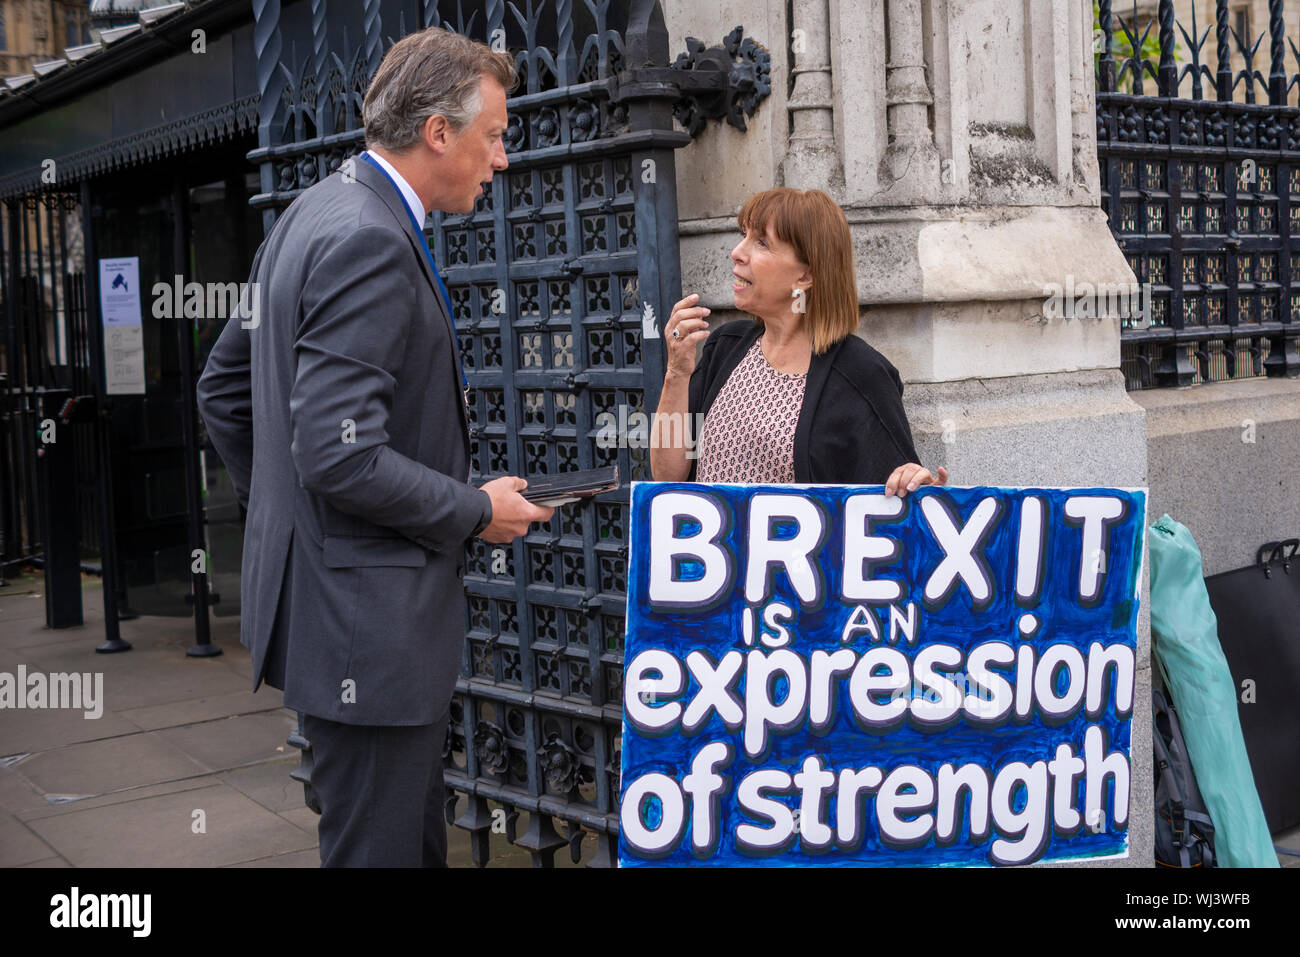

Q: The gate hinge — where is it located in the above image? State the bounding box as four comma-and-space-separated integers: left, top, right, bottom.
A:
612, 26, 771, 138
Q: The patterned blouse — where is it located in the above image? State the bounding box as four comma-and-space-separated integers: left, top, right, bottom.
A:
696, 337, 807, 483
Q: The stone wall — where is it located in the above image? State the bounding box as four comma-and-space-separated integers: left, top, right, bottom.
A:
661, 0, 1163, 865
1137, 378, 1300, 576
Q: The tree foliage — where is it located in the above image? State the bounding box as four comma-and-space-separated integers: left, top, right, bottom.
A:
1093, 1, 1177, 93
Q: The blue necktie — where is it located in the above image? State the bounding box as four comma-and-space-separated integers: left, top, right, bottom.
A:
360, 151, 468, 396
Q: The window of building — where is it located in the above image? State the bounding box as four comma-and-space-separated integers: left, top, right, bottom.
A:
1233, 4, 1251, 43
0, 6, 7, 52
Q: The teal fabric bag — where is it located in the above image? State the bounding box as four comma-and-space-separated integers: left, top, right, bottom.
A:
1148, 515, 1278, 867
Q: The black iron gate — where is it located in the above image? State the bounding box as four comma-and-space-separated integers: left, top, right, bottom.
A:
1096, 0, 1300, 389
0, 189, 104, 626
247, 0, 768, 865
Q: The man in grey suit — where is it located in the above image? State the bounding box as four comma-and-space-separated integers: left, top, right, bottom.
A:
197, 28, 551, 866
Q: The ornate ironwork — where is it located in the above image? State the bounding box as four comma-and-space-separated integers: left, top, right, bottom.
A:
1096, 0, 1300, 388
472, 720, 510, 774
670, 26, 771, 137
246, 0, 768, 866
0, 95, 259, 201
539, 731, 582, 793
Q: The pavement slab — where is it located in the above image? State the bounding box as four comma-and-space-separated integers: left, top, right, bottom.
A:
0, 642, 35, 670
25, 782, 317, 867
121, 688, 279, 731
225, 847, 320, 868
0, 810, 60, 866
0, 588, 55, 625
220, 757, 309, 814
277, 805, 321, 836
25, 644, 251, 713
154, 711, 298, 773
0, 763, 52, 816
12, 730, 210, 798
3, 616, 105, 645
13, 774, 221, 824
0, 702, 142, 754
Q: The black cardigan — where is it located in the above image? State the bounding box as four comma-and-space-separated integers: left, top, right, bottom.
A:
685, 320, 920, 484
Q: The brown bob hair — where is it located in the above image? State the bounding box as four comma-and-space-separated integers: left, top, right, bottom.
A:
737, 188, 858, 354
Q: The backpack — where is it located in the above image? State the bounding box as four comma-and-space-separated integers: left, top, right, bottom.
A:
1153, 688, 1216, 867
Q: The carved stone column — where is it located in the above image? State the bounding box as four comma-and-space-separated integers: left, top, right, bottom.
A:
781, 0, 843, 192
878, 0, 940, 198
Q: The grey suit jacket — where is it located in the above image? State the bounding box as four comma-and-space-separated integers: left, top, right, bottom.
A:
196, 157, 491, 726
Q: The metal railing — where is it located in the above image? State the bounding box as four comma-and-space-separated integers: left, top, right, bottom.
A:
1096, 0, 1300, 387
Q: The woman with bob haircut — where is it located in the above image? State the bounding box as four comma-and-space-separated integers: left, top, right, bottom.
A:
651, 187, 947, 495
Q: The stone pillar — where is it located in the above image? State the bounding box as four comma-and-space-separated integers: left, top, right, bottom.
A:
665, 0, 1153, 866
877, 0, 940, 201
781, 0, 843, 192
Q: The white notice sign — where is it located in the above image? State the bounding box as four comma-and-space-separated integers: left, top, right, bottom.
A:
98, 257, 145, 395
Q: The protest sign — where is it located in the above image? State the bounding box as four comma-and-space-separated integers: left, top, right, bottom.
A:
618, 483, 1146, 867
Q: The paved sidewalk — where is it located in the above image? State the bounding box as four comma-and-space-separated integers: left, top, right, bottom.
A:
0, 571, 572, 868
3, 570, 1297, 868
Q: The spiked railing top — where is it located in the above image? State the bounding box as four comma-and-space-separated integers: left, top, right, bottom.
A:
1096, 0, 1298, 103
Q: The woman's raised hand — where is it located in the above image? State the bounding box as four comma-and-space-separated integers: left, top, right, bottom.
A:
664, 293, 711, 380
885, 464, 950, 498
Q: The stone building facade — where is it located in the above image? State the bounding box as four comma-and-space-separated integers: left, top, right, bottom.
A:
0, 1, 92, 76
659, 0, 1297, 865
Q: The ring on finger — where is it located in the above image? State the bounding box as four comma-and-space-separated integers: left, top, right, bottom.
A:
671, 329, 681, 340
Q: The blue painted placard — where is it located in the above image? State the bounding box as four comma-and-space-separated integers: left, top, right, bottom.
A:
618, 483, 1147, 867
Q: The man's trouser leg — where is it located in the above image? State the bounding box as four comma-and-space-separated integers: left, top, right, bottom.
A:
303, 711, 450, 867
422, 719, 449, 868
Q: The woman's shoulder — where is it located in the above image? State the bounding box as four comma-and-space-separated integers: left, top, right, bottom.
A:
812, 334, 920, 473
831, 332, 897, 371
826, 333, 904, 396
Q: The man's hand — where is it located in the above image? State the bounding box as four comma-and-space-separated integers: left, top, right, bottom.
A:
885, 464, 949, 499
477, 476, 554, 542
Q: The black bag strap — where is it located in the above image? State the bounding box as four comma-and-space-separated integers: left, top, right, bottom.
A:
1152, 722, 1182, 806
1152, 698, 1190, 848
1257, 539, 1299, 569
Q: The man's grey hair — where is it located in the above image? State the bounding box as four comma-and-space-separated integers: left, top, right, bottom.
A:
363, 27, 517, 151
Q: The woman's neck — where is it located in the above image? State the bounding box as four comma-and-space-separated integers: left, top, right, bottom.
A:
757, 311, 812, 374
